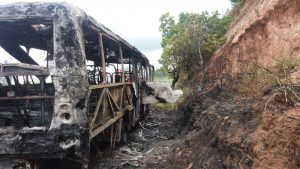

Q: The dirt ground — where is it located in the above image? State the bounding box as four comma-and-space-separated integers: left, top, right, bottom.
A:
90, 106, 186, 169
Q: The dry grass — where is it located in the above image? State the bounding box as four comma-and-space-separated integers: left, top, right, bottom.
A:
234, 70, 275, 98
152, 103, 177, 112
234, 58, 300, 99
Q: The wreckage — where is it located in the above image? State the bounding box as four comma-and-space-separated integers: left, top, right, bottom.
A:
0, 2, 158, 168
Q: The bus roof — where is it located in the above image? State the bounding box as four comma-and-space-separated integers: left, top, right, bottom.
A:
0, 2, 150, 65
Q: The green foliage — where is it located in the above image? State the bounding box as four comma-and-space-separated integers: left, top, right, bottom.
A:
230, 0, 239, 5
154, 67, 171, 82
152, 103, 176, 112
159, 11, 232, 87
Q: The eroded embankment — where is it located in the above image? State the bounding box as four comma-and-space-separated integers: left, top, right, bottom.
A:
159, 79, 300, 169
208, 0, 300, 77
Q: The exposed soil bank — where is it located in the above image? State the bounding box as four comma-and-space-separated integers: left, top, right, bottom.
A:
159, 79, 300, 169
208, 0, 300, 77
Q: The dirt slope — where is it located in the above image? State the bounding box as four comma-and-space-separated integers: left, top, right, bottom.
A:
207, 0, 300, 77
159, 80, 300, 169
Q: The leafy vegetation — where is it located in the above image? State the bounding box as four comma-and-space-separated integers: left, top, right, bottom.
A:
159, 11, 232, 87
230, 0, 239, 5
154, 67, 171, 82
152, 103, 177, 112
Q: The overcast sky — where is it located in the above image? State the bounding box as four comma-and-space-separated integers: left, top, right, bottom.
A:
0, 0, 232, 68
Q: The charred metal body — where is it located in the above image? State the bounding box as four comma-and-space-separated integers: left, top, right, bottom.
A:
0, 2, 153, 168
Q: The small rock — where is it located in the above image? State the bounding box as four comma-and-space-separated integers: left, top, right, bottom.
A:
223, 116, 229, 121
175, 151, 182, 158
185, 162, 193, 169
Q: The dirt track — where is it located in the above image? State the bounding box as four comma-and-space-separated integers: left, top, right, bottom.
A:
90, 107, 186, 169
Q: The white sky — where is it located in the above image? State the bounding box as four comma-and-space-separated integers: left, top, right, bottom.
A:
0, 0, 232, 68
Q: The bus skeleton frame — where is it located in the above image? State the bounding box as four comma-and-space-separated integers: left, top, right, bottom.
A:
0, 2, 154, 168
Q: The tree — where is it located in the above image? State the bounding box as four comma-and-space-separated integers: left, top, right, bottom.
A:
154, 67, 170, 81
159, 12, 232, 87
230, 0, 239, 4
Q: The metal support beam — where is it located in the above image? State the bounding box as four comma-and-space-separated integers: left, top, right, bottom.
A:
119, 45, 125, 82
99, 33, 107, 84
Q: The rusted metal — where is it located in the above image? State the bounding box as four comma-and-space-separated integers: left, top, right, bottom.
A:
88, 84, 134, 139
89, 82, 132, 90
0, 63, 49, 76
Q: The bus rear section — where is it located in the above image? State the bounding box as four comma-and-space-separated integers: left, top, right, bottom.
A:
0, 3, 90, 168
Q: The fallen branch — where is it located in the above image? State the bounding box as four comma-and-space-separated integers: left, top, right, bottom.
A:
146, 148, 155, 154
139, 122, 169, 140
139, 121, 155, 133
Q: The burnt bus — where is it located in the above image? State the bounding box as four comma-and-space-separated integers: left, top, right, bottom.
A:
0, 2, 154, 168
